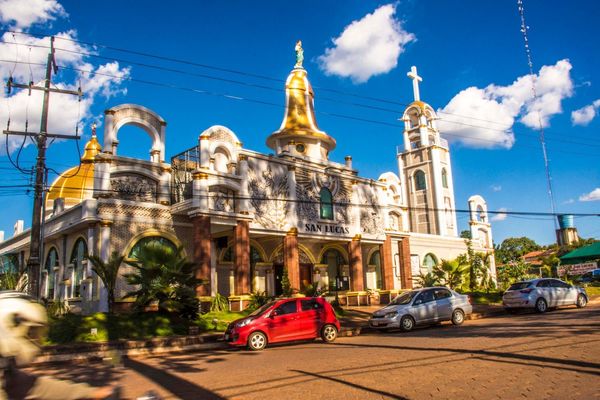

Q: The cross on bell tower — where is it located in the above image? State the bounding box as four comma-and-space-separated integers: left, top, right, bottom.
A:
407, 66, 422, 101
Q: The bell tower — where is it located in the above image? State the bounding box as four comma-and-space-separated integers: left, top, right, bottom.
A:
398, 66, 458, 236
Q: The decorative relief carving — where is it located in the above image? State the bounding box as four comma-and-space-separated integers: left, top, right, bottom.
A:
296, 168, 353, 224
110, 174, 157, 202
359, 187, 383, 235
211, 188, 235, 213
248, 163, 289, 230
209, 128, 236, 145
97, 203, 171, 221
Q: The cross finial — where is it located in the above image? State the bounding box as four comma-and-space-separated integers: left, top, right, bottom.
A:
91, 122, 97, 137
407, 66, 423, 101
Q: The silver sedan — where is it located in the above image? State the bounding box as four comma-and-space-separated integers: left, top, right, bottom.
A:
502, 278, 588, 313
369, 287, 473, 332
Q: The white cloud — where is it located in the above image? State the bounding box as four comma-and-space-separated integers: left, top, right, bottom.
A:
571, 99, 600, 126
0, 5, 129, 155
491, 207, 508, 222
438, 59, 573, 149
0, 0, 66, 29
562, 198, 575, 205
318, 4, 415, 83
579, 188, 600, 202
491, 185, 502, 192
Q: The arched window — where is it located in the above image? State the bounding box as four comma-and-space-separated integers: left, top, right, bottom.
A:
128, 236, 177, 260
321, 249, 347, 291
442, 168, 448, 188
414, 171, 426, 191
44, 248, 59, 299
320, 187, 333, 220
70, 239, 88, 298
422, 253, 437, 273
477, 205, 487, 223
368, 251, 383, 289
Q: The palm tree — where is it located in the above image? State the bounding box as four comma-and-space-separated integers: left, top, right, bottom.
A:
414, 271, 440, 288
438, 258, 470, 290
87, 251, 124, 314
124, 243, 204, 320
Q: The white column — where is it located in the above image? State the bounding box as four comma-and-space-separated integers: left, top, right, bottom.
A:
98, 221, 112, 312
403, 130, 410, 152
443, 150, 459, 236
159, 123, 166, 162
397, 155, 408, 206
199, 136, 210, 168
286, 165, 297, 230
430, 148, 446, 235
238, 155, 250, 213
210, 241, 217, 296
193, 172, 210, 210
103, 111, 115, 154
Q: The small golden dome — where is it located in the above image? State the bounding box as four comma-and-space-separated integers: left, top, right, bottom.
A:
45, 135, 102, 212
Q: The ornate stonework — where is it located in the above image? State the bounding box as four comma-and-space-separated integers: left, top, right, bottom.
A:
110, 174, 157, 202
296, 168, 352, 223
359, 188, 383, 235
248, 164, 289, 230
211, 189, 235, 213
112, 107, 163, 135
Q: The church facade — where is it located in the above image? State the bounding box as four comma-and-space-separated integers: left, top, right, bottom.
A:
0, 48, 495, 313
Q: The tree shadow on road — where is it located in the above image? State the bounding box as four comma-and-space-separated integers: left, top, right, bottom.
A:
122, 355, 226, 399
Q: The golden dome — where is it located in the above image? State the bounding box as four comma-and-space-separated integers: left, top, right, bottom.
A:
45, 135, 101, 212
266, 66, 336, 152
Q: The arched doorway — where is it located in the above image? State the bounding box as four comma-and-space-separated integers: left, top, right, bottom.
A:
367, 250, 383, 290
321, 249, 347, 291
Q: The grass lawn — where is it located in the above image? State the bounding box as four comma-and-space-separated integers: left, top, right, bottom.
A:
584, 286, 600, 297
196, 310, 250, 332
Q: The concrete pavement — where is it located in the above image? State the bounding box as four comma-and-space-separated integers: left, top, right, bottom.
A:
29, 303, 600, 399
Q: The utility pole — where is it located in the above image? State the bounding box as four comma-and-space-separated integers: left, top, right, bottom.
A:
3, 36, 82, 298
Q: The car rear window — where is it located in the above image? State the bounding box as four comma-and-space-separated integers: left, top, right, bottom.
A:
508, 282, 533, 291
301, 299, 323, 311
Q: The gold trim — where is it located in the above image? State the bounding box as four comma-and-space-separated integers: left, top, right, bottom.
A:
192, 172, 209, 180
99, 220, 113, 227
238, 154, 248, 161
287, 165, 296, 171
287, 227, 298, 236
353, 234, 362, 241
199, 135, 210, 140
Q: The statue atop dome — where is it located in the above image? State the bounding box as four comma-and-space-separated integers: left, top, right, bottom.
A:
295, 40, 304, 68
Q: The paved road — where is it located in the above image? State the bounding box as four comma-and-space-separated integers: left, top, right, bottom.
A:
32, 304, 600, 399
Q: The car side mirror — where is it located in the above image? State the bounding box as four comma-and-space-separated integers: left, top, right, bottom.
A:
270, 309, 280, 318
414, 299, 423, 305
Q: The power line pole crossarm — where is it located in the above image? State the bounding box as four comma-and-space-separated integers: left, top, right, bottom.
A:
3, 36, 82, 298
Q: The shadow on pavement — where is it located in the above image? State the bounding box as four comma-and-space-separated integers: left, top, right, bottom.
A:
291, 369, 410, 400
122, 356, 225, 399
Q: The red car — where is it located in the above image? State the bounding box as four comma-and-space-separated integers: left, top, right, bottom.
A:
224, 297, 341, 351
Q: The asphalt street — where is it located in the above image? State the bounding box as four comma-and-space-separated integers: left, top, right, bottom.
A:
31, 304, 600, 399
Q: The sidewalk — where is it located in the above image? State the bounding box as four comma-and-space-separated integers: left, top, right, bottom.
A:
35, 297, 599, 365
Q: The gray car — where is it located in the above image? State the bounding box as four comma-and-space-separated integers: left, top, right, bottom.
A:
502, 278, 588, 313
369, 287, 473, 332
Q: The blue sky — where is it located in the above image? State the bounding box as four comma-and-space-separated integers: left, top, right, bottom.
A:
0, 0, 598, 245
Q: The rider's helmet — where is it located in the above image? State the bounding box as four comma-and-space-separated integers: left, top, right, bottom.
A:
0, 291, 47, 366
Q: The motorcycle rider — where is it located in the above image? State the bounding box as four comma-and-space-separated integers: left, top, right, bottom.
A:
0, 291, 114, 399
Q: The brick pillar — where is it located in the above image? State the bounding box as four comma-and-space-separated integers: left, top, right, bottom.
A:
234, 220, 250, 295
192, 215, 211, 296
348, 236, 364, 291
283, 228, 300, 294
399, 237, 412, 289
380, 235, 394, 290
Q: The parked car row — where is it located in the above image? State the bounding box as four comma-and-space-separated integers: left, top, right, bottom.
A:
225, 278, 588, 351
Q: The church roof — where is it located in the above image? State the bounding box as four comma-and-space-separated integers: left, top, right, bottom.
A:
45, 135, 101, 211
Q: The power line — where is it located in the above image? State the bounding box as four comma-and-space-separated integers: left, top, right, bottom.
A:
3, 58, 598, 157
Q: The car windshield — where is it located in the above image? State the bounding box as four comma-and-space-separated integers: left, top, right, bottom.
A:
248, 301, 276, 317
508, 282, 533, 291
390, 291, 419, 305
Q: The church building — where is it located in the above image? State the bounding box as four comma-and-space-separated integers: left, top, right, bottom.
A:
0, 44, 495, 312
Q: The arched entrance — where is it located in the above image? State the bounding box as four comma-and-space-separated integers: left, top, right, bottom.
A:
271, 246, 315, 295
321, 248, 348, 291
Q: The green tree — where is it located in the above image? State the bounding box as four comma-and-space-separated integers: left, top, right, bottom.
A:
460, 230, 472, 239
87, 251, 125, 314
414, 271, 441, 288
436, 258, 470, 290
494, 237, 540, 264
281, 266, 292, 296
125, 243, 204, 320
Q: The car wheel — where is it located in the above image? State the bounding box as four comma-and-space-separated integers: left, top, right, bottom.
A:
576, 294, 587, 308
451, 309, 465, 325
535, 298, 548, 313
400, 315, 415, 332
247, 331, 267, 351
321, 324, 338, 343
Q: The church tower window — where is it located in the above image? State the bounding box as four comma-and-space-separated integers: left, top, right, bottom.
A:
70, 238, 88, 298
442, 168, 448, 188
320, 187, 333, 220
414, 170, 426, 191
